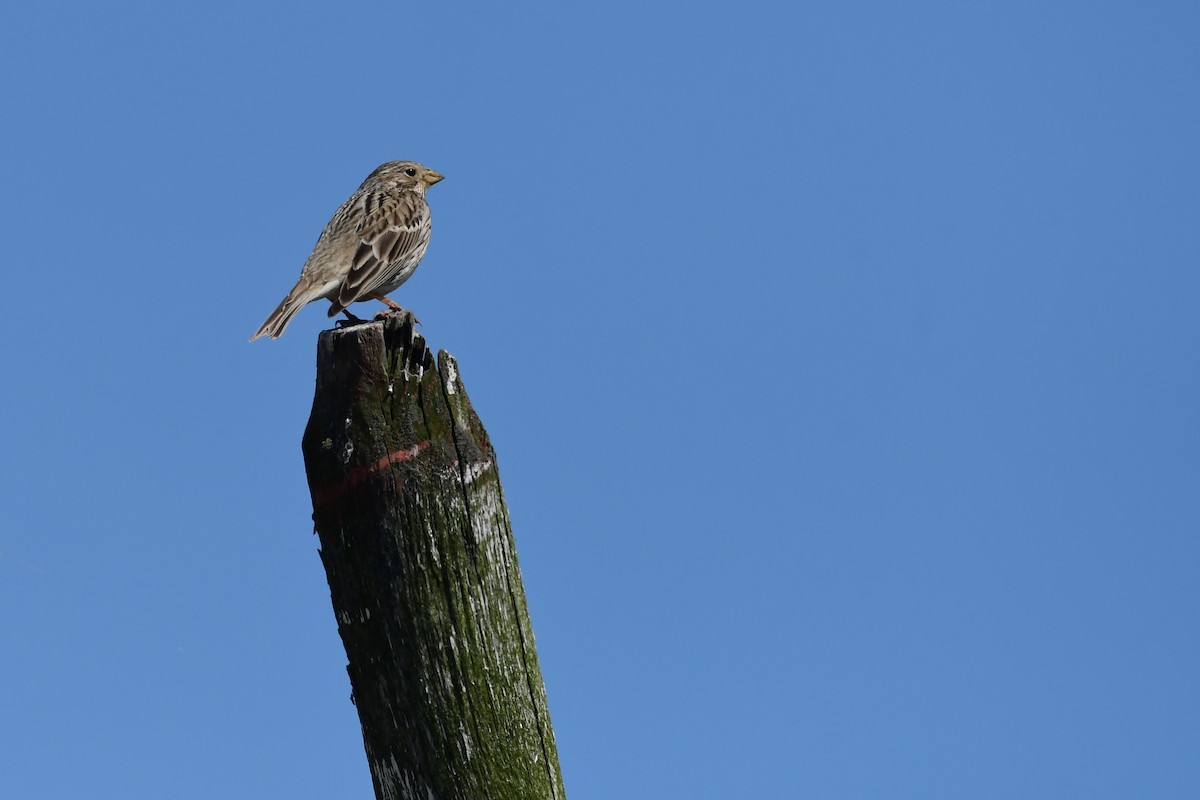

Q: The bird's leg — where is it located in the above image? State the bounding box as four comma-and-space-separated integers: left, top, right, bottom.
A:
369, 294, 421, 326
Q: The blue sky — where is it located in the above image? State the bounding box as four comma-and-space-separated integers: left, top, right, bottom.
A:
2, 1, 1198, 797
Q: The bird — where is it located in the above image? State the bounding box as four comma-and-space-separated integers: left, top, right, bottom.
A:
250, 161, 444, 341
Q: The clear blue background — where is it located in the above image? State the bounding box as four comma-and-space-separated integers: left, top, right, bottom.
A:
2, 2, 1198, 797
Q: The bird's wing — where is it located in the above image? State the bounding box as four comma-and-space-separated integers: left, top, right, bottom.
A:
334, 191, 429, 310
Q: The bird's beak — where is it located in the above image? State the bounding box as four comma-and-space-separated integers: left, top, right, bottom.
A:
423, 170, 444, 186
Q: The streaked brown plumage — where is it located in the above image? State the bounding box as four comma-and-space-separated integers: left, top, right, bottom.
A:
250, 161, 444, 341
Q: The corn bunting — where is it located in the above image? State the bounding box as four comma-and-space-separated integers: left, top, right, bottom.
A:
250, 161, 444, 341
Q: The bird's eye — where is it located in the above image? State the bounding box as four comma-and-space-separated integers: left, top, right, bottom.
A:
404, 168, 417, 176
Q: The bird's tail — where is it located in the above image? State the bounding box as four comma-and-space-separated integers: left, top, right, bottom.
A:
249, 283, 318, 341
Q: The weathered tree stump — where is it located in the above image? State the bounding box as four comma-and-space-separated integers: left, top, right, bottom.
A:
301, 312, 564, 800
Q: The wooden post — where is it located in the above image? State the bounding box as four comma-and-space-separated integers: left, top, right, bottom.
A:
301, 312, 565, 800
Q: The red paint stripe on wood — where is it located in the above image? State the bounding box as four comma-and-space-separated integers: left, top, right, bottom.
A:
313, 440, 431, 507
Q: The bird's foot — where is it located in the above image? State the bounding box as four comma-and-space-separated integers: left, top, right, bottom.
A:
373, 306, 422, 326
369, 294, 421, 326
335, 309, 366, 329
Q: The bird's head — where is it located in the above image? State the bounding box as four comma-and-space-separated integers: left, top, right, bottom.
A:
365, 161, 444, 193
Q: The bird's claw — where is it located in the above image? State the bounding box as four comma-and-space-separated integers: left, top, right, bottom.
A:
374, 307, 422, 326
336, 310, 367, 329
